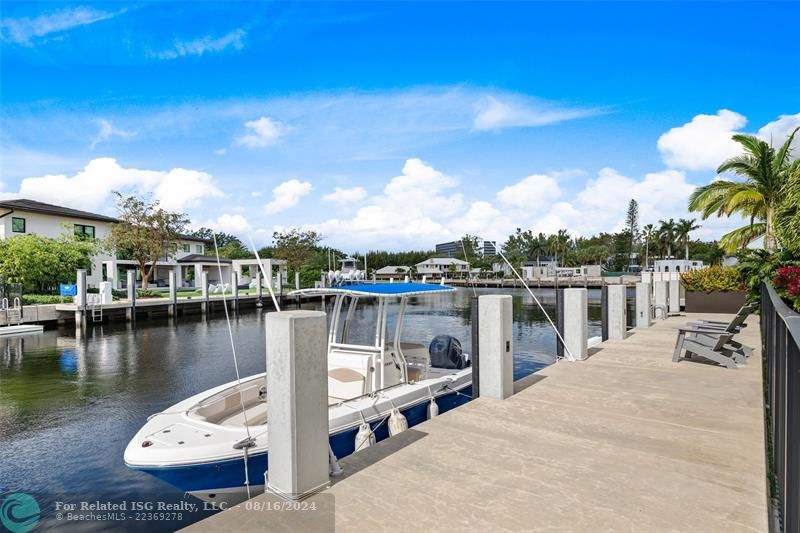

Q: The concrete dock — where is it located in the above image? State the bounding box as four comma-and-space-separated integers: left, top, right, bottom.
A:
184, 313, 767, 532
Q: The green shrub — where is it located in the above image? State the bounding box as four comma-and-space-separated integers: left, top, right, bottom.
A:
22, 294, 73, 305
681, 266, 745, 293
736, 249, 800, 304
136, 289, 163, 298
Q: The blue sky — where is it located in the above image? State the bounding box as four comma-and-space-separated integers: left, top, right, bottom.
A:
1, 1, 798, 251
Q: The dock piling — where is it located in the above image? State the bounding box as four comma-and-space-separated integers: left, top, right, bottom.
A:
201, 271, 209, 316
168, 271, 177, 318
606, 284, 627, 340
265, 310, 330, 500
231, 271, 239, 314
562, 288, 588, 360
654, 281, 668, 319
668, 275, 680, 314
471, 296, 480, 398
635, 282, 652, 328
75, 269, 87, 327
478, 295, 513, 400
126, 270, 136, 323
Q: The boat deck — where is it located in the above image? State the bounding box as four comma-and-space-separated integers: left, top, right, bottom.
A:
183, 313, 767, 532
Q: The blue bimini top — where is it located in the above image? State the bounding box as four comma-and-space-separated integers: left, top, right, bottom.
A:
288, 282, 456, 298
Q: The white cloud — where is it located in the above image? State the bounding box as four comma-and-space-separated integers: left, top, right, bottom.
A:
90, 119, 136, 149
157, 29, 246, 60
758, 113, 800, 153
496, 174, 562, 208
265, 179, 313, 214
322, 186, 367, 204
9, 158, 222, 212
214, 148, 227, 156
200, 213, 252, 234
236, 117, 287, 148
473, 95, 604, 131
314, 158, 463, 249
657, 110, 747, 170
1, 6, 121, 45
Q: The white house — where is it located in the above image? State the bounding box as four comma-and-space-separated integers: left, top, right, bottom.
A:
654, 259, 704, 273
415, 257, 469, 278
375, 265, 410, 280
0, 199, 213, 289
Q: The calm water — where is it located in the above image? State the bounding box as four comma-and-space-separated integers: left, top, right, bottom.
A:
0, 287, 604, 531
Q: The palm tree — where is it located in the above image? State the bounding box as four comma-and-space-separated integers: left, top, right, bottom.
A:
676, 218, 701, 260
641, 223, 655, 269
688, 127, 799, 252
658, 219, 677, 258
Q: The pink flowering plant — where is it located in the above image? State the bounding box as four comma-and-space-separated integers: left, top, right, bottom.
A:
773, 266, 800, 311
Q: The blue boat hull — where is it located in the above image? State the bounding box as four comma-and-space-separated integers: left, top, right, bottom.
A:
129, 385, 472, 494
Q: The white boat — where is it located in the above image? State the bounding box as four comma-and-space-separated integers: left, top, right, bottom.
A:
124, 283, 473, 504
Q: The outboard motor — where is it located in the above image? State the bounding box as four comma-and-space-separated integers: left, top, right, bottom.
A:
429, 335, 469, 369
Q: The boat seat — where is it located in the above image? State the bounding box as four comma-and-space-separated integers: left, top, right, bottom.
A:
328, 367, 366, 402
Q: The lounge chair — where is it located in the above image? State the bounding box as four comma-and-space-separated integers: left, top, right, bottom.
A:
685, 304, 755, 360
686, 304, 753, 333
672, 327, 738, 369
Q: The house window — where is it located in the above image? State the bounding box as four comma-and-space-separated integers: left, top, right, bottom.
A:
11, 217, 25, 233
183, 244, 190, 253
74, 224, 95, 239
196, 244, 203, 254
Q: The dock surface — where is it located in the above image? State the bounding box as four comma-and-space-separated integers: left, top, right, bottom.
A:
184, 313, 767, 532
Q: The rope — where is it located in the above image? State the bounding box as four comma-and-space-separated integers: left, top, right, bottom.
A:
213, 235, 254, 499
460, 239, 477, 297
495, 247, 576, 362
249, 237, 281, 312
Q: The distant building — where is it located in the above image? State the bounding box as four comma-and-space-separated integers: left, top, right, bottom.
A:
654, 259, 704, 273
521, 257, 559, 279
435, 238, 497, 258
416, 257, 469, 278
375, 265, 410, 280
0, 199, 211, 289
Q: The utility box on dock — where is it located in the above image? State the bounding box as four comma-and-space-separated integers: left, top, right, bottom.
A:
478, 295, 513, 400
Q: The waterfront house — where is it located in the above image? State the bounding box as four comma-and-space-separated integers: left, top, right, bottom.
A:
654, 259, 704, 273
0, 199, 213, 289
415, 257, 469, 279
374, 265, 410, 280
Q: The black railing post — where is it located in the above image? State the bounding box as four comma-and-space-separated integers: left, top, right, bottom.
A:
471, 296, 480, 399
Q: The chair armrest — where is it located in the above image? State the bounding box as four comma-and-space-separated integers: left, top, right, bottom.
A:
677, 327, 725, 335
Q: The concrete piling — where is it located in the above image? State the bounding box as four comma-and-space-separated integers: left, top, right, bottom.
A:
266, 310, 330, 500
201, 271, 209, 316
635, 282, 652, 328
606, 284, 627, 340
126, 270, 136, 322
478, 295, 513, 400
654, 280, 668, 319
168, 271, 177, 317
75, 269, 87, 326
562, 288, 588, 360
231, 271, 239, 314
668, 277, 680, 315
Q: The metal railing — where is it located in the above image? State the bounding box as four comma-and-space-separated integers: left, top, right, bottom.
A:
761, 281, 800, 533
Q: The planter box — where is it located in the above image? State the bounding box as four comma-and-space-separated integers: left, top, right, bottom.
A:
684, 290, 747, 314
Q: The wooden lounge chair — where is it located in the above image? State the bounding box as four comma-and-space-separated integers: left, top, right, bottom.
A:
673, 327, 738, 369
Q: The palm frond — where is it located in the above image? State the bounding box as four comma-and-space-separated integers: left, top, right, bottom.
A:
719, 223, 767, 253
772, 126, 800, 174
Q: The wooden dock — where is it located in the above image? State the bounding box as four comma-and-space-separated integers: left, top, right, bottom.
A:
184, 313, 767, 532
